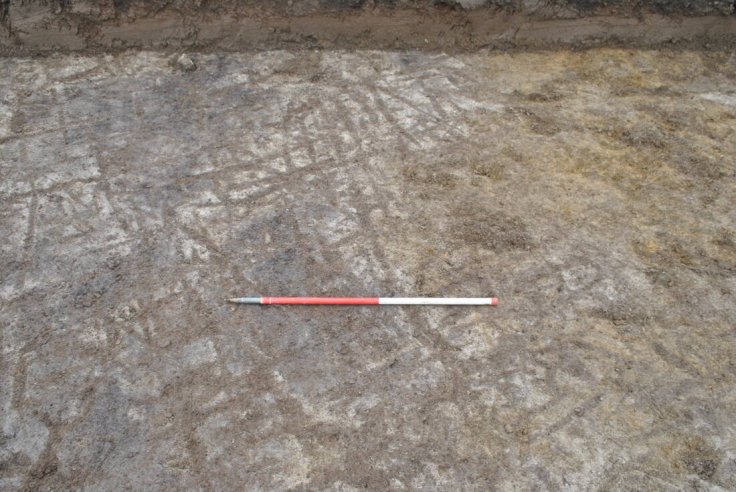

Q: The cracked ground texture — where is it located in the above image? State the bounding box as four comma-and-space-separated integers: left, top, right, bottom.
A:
1, 49, 735, 490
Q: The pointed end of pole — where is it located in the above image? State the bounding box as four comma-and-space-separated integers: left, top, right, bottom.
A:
228, 297, 261, 304
491, 297, 498, 306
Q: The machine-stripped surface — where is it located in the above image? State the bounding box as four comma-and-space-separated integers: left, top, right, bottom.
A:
1, 49, 735, 490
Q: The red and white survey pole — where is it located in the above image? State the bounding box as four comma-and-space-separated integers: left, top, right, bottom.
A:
228, 296, 498, 306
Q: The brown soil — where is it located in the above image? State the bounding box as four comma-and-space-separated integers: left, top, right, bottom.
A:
2, 1, 736, 55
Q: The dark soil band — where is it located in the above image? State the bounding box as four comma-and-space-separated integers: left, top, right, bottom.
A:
1, 1, 736, 55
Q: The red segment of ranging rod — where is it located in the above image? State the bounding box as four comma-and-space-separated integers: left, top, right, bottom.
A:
266, 297, 378, 305
228, 297, 498, 306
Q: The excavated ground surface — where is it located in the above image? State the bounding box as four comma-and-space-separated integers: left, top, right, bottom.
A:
1, 49, 735, 490
2, 0, 736, 54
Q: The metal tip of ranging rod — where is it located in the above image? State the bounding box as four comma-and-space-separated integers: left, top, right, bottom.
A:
228, 297, 262, 304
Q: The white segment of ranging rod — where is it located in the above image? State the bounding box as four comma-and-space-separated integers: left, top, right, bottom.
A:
378, 297, 496, 305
